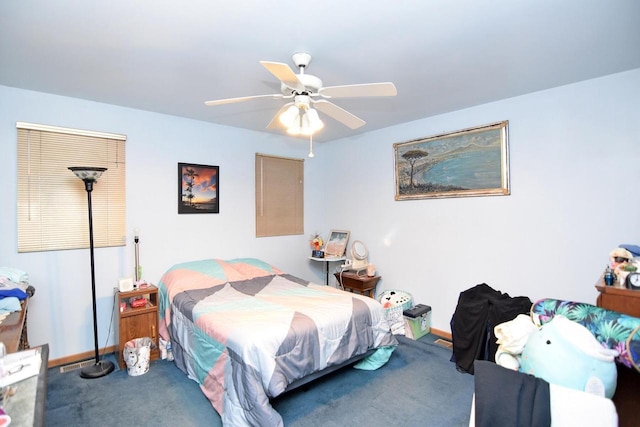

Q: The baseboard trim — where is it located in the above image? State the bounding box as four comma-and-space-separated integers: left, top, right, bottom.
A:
48, 345, 117, 368
47, 331, 452, 368
430, 327, 452, 341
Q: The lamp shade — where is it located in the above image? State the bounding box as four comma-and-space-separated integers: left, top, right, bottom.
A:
304, 108, 324, 134
286, 108, 324, 136
279, 105, 299, 127
68, 166, 107, 182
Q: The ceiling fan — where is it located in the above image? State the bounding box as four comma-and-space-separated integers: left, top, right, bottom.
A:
204, 52, 397, 134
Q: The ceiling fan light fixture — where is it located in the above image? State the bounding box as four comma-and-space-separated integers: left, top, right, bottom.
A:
285, 108, 323, 136
287, 120, 302, 135
306, 108, 324, 133
279, 105, 299, 127
204, 53, 396, 136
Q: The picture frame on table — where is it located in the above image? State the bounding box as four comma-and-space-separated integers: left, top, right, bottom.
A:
324, 230, 350, 257
178, 162, 219, 214
394, 121, 510, 200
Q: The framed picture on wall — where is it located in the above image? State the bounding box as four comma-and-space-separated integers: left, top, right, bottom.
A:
178, 162, 219, 214
394, 121, 510, 200
324, 230, 350, 257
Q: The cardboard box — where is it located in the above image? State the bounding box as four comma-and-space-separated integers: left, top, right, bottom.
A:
403, 310, 431, 340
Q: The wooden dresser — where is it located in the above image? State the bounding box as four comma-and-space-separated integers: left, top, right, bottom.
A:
594, 276, 640, 427
0, 297, 30, 353
595, 277, 640, 317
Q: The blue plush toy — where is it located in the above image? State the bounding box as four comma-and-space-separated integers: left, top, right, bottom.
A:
519, 315, 618, 398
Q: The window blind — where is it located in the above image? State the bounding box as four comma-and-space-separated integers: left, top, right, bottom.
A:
255, 153, 304, 237
16, 122, 127, 252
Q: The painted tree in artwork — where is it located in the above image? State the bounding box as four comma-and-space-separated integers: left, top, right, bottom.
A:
402, 150, 428, 187
182, 167, 199, 207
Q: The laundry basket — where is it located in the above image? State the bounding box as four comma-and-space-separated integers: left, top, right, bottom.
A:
123, 337, 154, 376
378, 289, 413, 311
378, 290, 413, 335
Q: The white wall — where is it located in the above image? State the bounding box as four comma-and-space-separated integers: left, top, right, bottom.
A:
320, 68, 640, 332
0, 86, 326, 360
1, 68, 638, 360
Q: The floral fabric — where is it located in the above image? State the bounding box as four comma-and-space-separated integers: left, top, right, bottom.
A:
531, 298, 640, 372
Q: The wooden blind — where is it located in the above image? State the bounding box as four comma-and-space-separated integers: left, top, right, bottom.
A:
16, 122, 126, 252
255, 153, 304, 237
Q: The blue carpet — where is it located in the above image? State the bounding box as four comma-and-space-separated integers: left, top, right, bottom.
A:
46, 335, 473, 426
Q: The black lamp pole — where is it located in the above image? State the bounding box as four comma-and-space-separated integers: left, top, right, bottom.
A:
69, 167, 115, 379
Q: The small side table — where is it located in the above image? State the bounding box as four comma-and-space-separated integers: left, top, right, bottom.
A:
334, 272, 381, 298
117, 285, 159, 369
309, 256, 346, 286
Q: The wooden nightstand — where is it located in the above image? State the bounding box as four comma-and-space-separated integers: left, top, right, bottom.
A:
595, 276, 640, 317
334, 272, 381, 298
595, 275, 640, 427
116, 285, 159, 369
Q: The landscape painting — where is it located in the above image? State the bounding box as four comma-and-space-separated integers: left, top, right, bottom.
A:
394, 121, 510, 200
178, 163, 219, 214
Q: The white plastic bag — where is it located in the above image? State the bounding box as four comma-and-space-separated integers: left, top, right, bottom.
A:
123, 337, 154, 376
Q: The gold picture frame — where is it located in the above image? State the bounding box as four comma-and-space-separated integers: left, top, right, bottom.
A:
394, 121, 510, 200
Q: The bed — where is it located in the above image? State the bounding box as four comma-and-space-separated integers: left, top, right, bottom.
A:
157, 258, 398, 426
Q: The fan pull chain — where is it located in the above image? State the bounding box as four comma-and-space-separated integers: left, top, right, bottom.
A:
308, 134, 314, 158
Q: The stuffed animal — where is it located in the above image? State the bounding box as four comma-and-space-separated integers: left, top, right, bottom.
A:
519, 315, 618, 398
609, 247, 636, 286
494, 314, 538, 370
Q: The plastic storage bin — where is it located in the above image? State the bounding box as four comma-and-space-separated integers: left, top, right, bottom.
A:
403, 304, 432, 340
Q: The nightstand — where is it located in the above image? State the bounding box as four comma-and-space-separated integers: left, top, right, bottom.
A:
310, 256, 346, 285
595, 275, 640, 427
116, 285, 159, 369
595, 276, 640, 317
334, 272, 381, 298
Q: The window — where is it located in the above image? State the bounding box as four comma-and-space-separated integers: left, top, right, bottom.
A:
16, 122, 126, 253
255, 153, 303, 237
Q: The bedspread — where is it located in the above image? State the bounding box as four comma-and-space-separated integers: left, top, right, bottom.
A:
158, 258, 397, 426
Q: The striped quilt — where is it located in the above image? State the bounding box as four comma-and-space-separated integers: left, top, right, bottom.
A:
157, 258, 397, 426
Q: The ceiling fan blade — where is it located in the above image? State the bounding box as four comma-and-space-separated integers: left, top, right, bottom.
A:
314, 100, 366, 129
204, 93, 282, 106
260, 61, 305, 92
266, 102, 294, 130
319, 82, 397, 98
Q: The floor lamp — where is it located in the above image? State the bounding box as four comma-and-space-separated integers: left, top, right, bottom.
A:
69, 166, 115, 379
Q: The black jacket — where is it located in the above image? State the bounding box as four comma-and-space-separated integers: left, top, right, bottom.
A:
451, 283, 532, 374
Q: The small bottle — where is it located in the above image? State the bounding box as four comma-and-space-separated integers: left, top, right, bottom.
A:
604, 266, 615, 286
166, 341, 174, 361
159, 338, 167, 360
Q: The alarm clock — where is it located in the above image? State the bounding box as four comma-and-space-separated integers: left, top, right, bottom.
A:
625, 272, 640, 290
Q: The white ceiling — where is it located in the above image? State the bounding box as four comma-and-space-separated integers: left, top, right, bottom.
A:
1, 1, 639, 142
